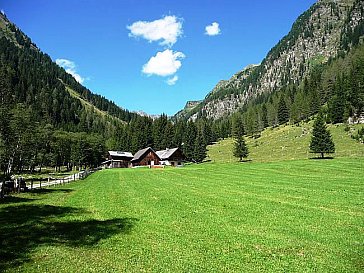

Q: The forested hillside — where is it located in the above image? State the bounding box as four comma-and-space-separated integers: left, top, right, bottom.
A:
0, 13, 138, 131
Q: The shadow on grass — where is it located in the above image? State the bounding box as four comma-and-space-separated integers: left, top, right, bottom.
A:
238, 159, 252, 163
309, 157, 335, 160
0, 196, 35, 204
0, 204, 138, 271
30, 188, 74, 194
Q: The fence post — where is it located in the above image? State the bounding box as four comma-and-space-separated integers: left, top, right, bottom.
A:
31, 179, 33, 190
40, 179, 42, 189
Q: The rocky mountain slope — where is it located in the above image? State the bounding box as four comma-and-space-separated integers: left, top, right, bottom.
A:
178, 0, 364, 120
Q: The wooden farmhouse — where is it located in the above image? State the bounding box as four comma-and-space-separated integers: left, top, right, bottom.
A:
156, 148, 185, 167
101, 151, 134, 168
131, 147, 161, 167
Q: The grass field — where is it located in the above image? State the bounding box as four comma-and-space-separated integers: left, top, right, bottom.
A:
1, 158, 363, 272
207, 123, 364, 163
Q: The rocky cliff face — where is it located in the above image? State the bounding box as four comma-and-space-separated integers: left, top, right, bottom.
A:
180, 0, 363, 120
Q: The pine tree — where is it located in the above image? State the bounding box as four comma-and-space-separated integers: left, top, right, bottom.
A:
328, 81, 345, 124
161, 121, 174, 149
193, 131, 207, 163
309, 113, 335, 158
232, 115, 249, 161
183, 121, 197, 161
233, 136, 249, 162
232, 114, 245, 137
278, 95, 289, 124
262, 104, 268, 128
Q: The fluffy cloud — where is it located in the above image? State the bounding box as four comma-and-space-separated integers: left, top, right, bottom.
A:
142, 49, 185, 77
205, 22, 221, 36
56, 58, 85, 84
166, 75, 179, 86
127, 15, 183, 46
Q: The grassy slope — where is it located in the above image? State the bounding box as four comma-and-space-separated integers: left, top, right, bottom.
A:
64, 85, 107, 118
1, 159, 363, 272
62, 83, 125, 125
207, 123, 364, 163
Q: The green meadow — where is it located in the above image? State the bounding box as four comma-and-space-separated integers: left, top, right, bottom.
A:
1, 158, 363, 272
207, 123, 364, 163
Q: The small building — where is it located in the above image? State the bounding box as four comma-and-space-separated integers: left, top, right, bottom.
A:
156, 147, 185, 167
101, 151, 134, 168
131, 147, 160, 167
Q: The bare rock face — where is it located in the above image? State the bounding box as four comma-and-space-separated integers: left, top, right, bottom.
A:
178, 0, 363, 120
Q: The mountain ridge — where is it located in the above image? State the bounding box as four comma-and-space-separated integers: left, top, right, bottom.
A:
177, 0, 363, 120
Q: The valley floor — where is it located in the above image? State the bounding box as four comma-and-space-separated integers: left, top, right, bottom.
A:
0, 158, 363, 272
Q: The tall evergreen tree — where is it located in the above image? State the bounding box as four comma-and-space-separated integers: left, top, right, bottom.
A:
232, 115, 249, 161
193, 131, 207, 163
161, 121, 175, 149
173, 120, 186, 148
233, 136, 249, 162
278, 95, 289, 124
262, 104, 269, 128
309, 113, 335, 158
328, 81, 345, 123
232, 114, 244, 137
183, 121, 197, 161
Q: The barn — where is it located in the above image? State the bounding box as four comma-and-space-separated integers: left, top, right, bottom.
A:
131, 147, 161, 167
101, 151, 134, 168
156, 148, 185, 167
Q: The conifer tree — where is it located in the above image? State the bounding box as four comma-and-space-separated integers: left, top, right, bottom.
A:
262, 104, 268, 128
232, 115, 249, 161
193, 131, 207, 163
278, 95, 289, 124
309, 113, 335, 158
233, 136, 249, 162
183, 121, 197, 161
328, 81, 345, 123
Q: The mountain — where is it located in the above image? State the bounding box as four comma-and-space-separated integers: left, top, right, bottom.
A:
0, 12, 139, 136
178, 0, 364, 120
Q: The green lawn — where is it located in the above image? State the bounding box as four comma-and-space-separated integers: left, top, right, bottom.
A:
1, 158, 363, 272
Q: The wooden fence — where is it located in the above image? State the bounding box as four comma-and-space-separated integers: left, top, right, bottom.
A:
0, 169, 96, 197
28, 169, 94, 190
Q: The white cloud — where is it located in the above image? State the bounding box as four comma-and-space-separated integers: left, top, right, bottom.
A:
56, 58, 85, 84
127, 15, 183, 46
205, 22, 221, 36
166, 75, 178, 85
1, 9, 5, 15
142, 49, 185, 77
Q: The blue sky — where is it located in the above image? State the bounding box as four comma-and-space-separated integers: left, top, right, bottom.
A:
2, 0, 316, 115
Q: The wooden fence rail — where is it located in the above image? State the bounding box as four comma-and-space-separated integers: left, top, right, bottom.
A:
29, 169, 94, 190
1, 169, 96, 197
